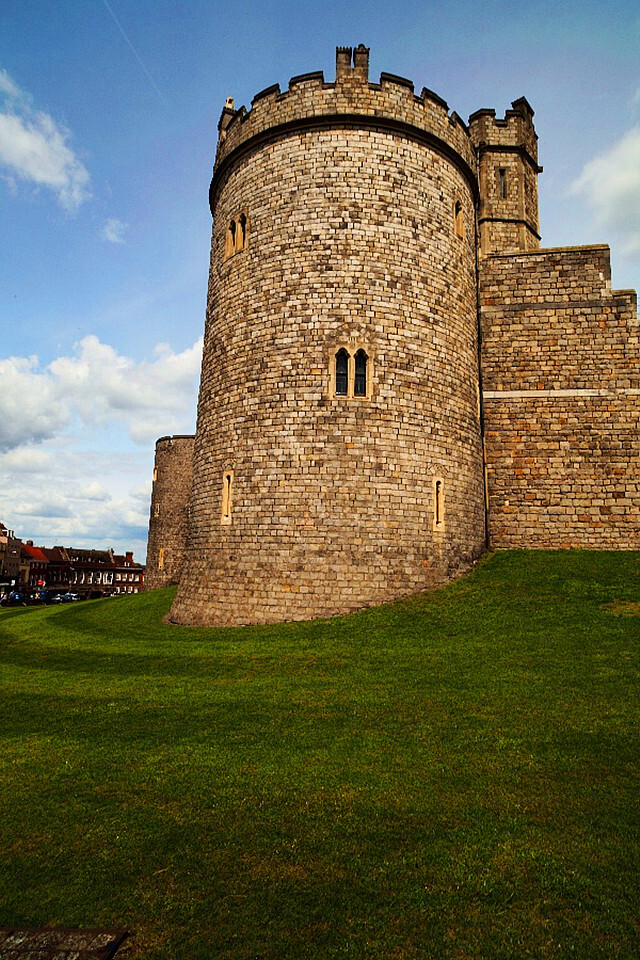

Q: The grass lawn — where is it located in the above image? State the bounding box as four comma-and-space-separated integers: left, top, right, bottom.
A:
1, 550, 639, 959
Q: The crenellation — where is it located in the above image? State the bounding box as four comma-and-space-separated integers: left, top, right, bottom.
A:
420, 87, 448, 111
212, 54, 476, 194
251, 83, 281, 105
469, 102, 538, 160
379, 71, 415, 92
289, 71, 325, 88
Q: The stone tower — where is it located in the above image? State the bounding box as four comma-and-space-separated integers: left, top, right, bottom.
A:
168, 45, 488, 626
469, 98, 541, 256
145, 434, 194, 590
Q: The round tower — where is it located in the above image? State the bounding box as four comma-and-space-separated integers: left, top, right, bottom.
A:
170, 46, 486, 626
145, 434, 194, 591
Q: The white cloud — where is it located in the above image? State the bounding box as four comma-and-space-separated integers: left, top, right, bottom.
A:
79, 481, 111, 501
0, 70, 23, 101
0, 334, 202, 452
102, 217, 128, 244
130, 480, 152, 502
13, 493, 73, 519
0, 354, 71, 449
0, 447, 52, 473
0, 448, 154, 561
0, 68, 90, 212
571, 125, 640, 255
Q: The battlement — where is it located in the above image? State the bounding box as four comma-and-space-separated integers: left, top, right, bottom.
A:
213, 45, 477, 203
155, 434, 196, 446
469, 98, 540, 169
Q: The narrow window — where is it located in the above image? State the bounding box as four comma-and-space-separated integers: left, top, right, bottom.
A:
498, 168, 507, 199
158, 547, 165, 570
354, 349, 368, 397
433, 477, 445, 531
335, 349, 349, 396
153, 467, 158, 482
153, 503, 160, 518
238, 212, 248, 250
225, 220, 236, 260
221, 470, 233, 524
454, 201, 464, 239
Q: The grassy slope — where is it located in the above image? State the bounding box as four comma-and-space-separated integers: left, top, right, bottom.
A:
0, 550, 638, 959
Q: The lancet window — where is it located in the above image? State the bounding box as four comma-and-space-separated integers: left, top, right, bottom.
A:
224, 212, 249, 260
332, 347, 371, 400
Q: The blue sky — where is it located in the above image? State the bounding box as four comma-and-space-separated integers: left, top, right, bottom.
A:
1, 0, 638, 561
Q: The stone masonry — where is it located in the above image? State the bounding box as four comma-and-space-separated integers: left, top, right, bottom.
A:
145, 435, 194, 589
145, 45, 639, 625
481, 246, 638, 548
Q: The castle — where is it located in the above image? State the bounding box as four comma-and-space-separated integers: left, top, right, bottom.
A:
145, 46, 639, 626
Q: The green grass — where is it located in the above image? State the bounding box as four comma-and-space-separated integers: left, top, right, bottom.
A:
1, 550, 639, 959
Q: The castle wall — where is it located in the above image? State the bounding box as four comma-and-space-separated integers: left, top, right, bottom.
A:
144, 435, 194, 590
170, 96, 486, 625
481, 245, 639, 548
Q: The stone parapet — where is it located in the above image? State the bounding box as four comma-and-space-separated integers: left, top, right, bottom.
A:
212, 45, 476, 209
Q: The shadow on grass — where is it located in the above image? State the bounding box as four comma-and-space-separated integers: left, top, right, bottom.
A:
1, 551, 639, 958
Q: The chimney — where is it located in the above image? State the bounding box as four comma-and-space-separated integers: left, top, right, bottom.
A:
125, 551, 133, 563
353, 44, 370, 82
336, 46, 352, 80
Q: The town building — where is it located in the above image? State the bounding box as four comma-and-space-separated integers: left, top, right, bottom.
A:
0, 521, 144, 600
20, 543, 49, 594
0, 522, 21, 589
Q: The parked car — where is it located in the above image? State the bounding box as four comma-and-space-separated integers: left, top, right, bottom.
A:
0, 591, 27, 606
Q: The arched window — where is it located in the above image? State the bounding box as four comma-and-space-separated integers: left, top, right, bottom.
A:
221, 470, 233, 524
433, 477, 445, 531
335, 349, 349, 396
225, 219, 237, 259
354, 349, 368, 397
238, 213, 248, 251
225, 212, 249, 259
454, 200, 464, 239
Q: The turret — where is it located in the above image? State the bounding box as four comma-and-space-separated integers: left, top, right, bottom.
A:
144, 435, 194, 591
469, 97, 542, 256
